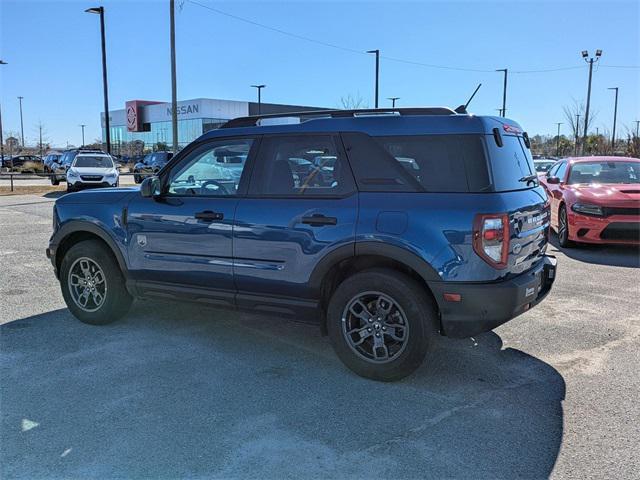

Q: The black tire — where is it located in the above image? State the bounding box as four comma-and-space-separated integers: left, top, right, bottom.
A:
51, 176, 59, 186
558, 204, 574, 248
59, 239, 133, 325
66, 184, 75, 193
327, 268, 438, 381
134, 173, 141, 184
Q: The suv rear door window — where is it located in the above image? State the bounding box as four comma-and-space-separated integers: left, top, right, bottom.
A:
249, 135, 355, 196
342, 132, 491, 193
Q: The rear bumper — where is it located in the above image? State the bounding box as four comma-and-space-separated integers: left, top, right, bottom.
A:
428, 255, 557, 338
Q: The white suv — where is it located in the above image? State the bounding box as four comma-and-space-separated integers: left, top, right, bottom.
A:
66, 153, 119, 192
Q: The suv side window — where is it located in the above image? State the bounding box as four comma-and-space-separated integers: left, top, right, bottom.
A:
167, 138, 254, 197
249, 135, 355, 196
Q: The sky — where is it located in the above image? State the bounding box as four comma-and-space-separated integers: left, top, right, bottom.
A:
1, 0, 638, 147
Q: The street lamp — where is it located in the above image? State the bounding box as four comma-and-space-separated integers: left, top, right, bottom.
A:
0, 60, 6, 163
388, 97, 400, 108
555, 122, 562, 157
575, 114, 581, 155
85, 6, 111, 154
366, 49, 380, 108
580, 49, 602, 154
495, 68, 508, 117
607, 87, 618, 154
251, 85, 266, 114
80, 124, 86, 146
169, 0, 178, 154
17, 96, 24, 147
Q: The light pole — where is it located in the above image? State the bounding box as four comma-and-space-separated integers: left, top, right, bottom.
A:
80, 124, 86, 146
17, 96, 24, 147
169, 0, 178, 153
496, 68, 508, 117
85, 6, 111, 154
555, 122, 562, 157
580, 49, 602, 154
635, 120, 640, 139
251, 85, 266, 114
0, 60, 6, 163
575, 114, 581, 155
388, 97, 399, 108
366, 49, 380, 108
607, 87, 618, 154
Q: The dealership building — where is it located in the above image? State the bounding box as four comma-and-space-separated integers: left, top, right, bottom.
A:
101, 98, 324, 151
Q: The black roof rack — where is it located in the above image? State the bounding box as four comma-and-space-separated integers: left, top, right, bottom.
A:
220, 107, 457, 129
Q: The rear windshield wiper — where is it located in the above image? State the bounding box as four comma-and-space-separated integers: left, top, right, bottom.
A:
519, 174, 539, 186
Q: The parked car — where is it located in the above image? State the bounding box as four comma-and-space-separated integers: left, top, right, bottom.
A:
534, 159, 556, 174
2, 155, 41, 169
66, 152, 119, 192
540, 156, 640, 247
47, 108, 557, 381
132, 151, 174, 183
50, 148, 104, 185
43, 153, 62, 173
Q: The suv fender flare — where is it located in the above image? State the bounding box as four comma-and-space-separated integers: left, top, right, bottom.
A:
354, 242, 441, 282
51, 220, 129, 278
309, 241, 441, 295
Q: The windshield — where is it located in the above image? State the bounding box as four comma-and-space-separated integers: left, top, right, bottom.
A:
534, 161, 555, 172
568, 161, 640, 185
74, 156, 114, 168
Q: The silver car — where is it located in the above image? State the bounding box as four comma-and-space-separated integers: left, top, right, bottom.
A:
66, 153, 119, 192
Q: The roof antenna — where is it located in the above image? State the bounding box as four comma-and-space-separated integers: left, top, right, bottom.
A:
455, 83, 482, 114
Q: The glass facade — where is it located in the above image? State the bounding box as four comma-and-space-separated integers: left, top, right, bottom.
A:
103, 118, 228, 153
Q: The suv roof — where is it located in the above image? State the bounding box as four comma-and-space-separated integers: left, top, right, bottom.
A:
203, 107, 524, 141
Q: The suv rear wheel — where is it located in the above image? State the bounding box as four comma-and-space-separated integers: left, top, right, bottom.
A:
60, 239, 133, 325
327, 269, 437, 381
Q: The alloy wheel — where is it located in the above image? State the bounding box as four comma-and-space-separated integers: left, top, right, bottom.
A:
341, 291, 409, 363
67, 257, 108, 312
559, 208, 568, 244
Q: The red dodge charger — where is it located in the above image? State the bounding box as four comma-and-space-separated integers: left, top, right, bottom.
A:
540, 156, 640, 247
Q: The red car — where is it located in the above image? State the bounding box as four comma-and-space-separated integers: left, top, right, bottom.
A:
540, 156, 640, 247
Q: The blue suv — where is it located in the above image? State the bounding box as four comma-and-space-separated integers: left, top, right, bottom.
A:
47, 108, 556, 381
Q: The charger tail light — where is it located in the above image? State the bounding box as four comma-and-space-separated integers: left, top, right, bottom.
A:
473, 213, 510, 269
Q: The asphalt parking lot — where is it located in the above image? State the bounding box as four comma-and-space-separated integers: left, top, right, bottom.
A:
1, 193, 639, 479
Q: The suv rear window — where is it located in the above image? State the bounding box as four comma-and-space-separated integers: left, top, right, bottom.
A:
342, 133, 491, 193
486, 135, 536, 191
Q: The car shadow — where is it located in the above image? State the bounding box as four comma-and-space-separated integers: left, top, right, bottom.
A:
43, 191, 66, 199
1, 303, 565, 479
548, 231, 640, 268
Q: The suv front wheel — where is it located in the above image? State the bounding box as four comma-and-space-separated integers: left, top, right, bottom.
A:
60, 239, 133, 325
327, 269, 437, 381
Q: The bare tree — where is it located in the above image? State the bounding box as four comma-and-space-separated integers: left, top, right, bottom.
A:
563, 99, 598, 138
563, 99, 599, 154
339, 93, 369, 110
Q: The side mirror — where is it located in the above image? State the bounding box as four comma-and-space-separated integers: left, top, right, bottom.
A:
140, 176, 161, 198
546, 176, 560, 184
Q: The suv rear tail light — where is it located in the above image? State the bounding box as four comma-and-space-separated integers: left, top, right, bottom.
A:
473, 213, 510, 269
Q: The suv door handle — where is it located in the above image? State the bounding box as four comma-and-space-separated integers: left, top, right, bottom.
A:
301, 214, 337, 226
195, 210, 224, 222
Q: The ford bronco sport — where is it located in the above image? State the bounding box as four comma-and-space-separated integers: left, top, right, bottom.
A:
47, 108, 556, 381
